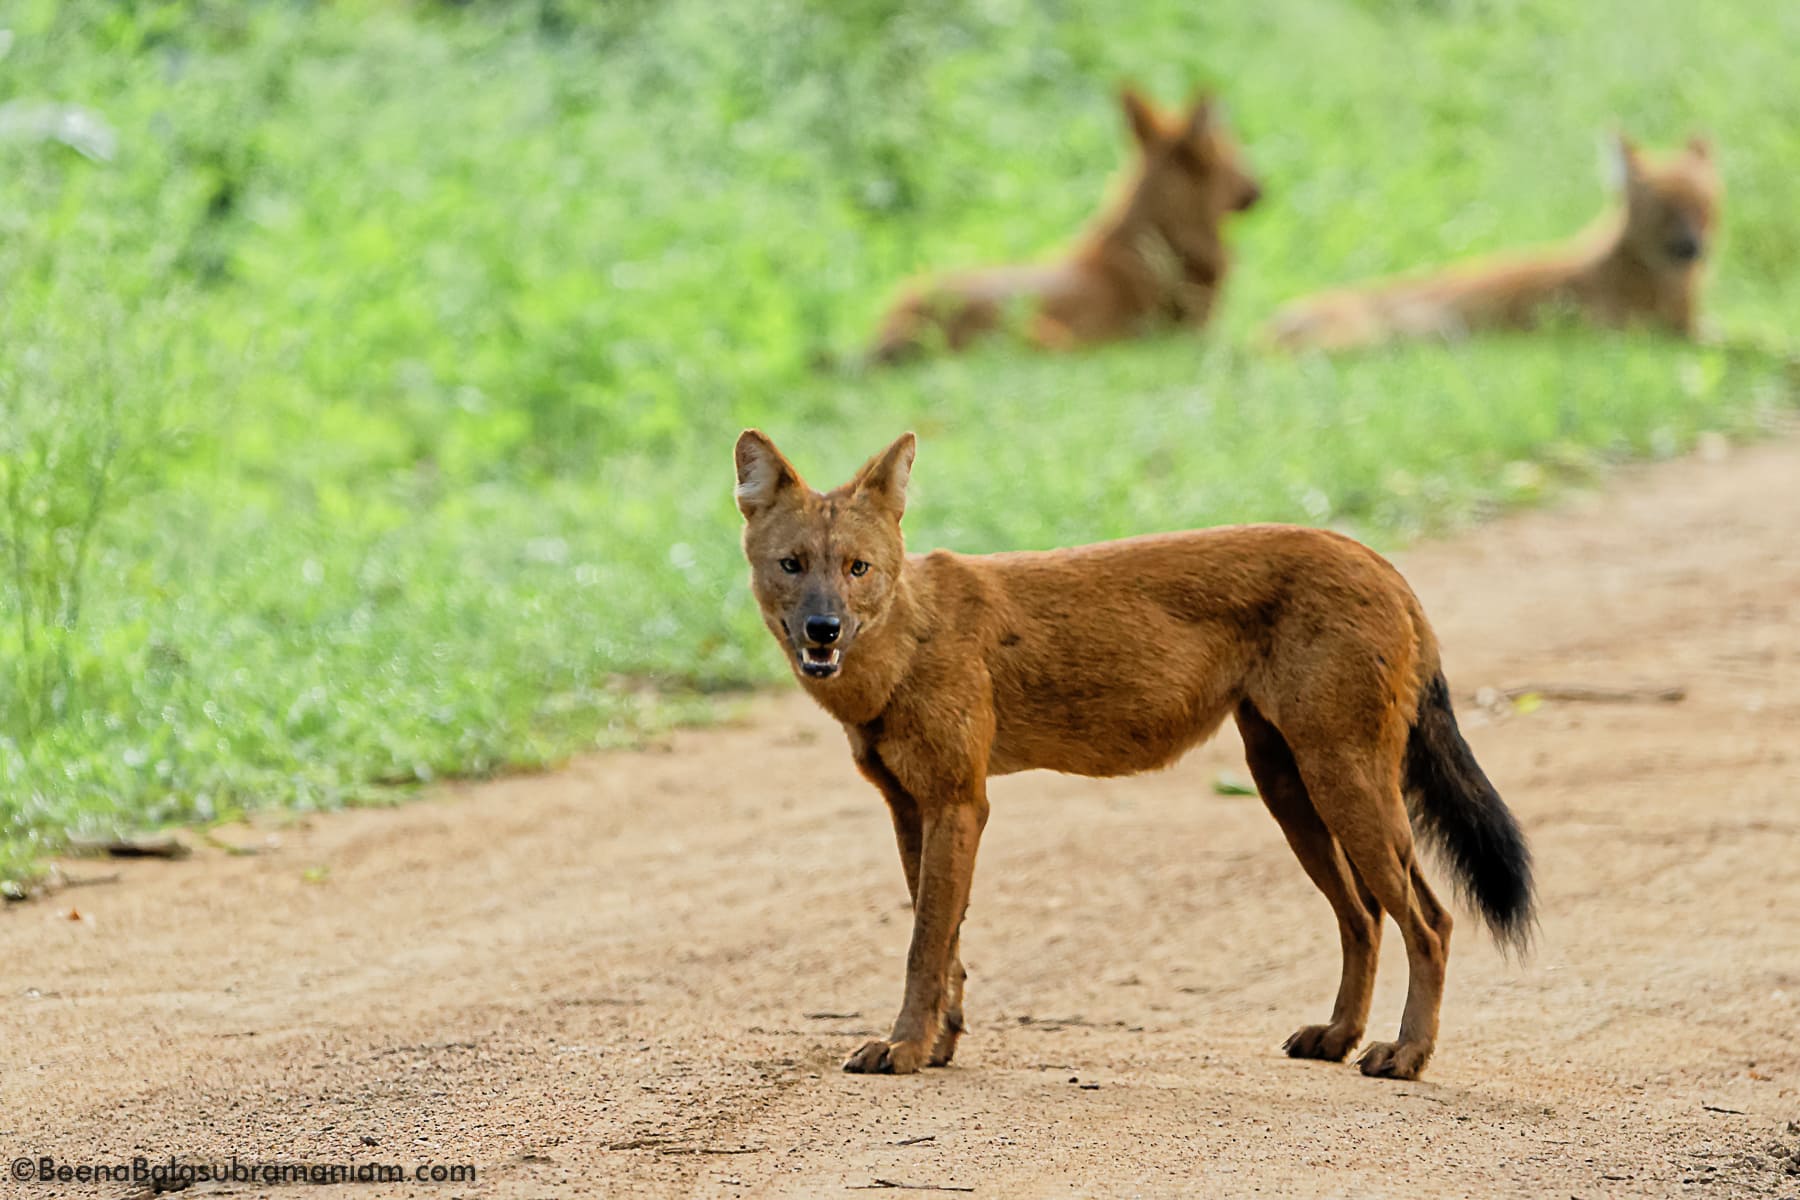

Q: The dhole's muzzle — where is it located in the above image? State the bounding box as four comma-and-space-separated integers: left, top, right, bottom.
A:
795, 611, 848, 679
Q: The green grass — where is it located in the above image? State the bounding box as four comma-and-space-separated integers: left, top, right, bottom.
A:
1, 0, 1796, 883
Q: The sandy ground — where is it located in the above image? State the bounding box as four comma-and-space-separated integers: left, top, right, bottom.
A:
5, 436, 1800, 1200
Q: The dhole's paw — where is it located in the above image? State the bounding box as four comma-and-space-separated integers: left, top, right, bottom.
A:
1356, 1040, 1431, 1080
1283, 1023, 1359, 1062
843, 1038, 929, 1075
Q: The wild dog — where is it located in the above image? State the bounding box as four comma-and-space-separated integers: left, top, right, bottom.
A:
735, 430, 1534, 1081
867, 88, 1261, 363
1265, 133, 1720, 351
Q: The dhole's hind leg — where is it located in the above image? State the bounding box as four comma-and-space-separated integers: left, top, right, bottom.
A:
1236, 702, 1382, 1063
1292, 735, 1453, 1081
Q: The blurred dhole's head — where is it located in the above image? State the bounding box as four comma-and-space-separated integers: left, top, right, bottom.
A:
1611, 132, 1721, 271
735, 431, 914, 683
1120, 88, 1262, 245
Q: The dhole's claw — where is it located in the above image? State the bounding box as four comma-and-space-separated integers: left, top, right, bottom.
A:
843, 1038, 929, 1075
1283, 1023, 1359, 1062
925, 1004, 966, 1067
1356, 1040, 1430, 1080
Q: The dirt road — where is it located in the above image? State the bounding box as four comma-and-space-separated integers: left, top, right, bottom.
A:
5, 437, 1799, 1199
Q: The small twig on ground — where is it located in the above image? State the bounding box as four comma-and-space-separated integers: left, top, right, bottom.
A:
1473, 682, 1687, 707
57, 871, 122, 890
1211, 772, 1257, 796
804, 1011, 862, 1020
1014, 1014, 1121, 1031
1702, 1104, 1746, 1115
1507, 682, 1686, 703
201, 832, 266, 856
849, 1182, 975, 1193
895, 1135, 936, 1146
1396, 1090, 1449, 1104
606, 1138, 766, 1154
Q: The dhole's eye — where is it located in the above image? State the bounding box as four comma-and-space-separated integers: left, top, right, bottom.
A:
778, 557, 803, 575
849, 560, 870, 577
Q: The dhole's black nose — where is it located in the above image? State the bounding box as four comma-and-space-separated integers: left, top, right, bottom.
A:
803, 614, 841, 645
1665, 232, 1702, 262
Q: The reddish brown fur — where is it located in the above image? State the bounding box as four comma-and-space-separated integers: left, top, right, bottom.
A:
735, 430, 1527, 1081
867, 88, 1261, 363
1265, 134, 1721, 351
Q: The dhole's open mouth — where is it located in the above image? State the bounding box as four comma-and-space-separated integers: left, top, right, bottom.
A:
799, 646, 842, 679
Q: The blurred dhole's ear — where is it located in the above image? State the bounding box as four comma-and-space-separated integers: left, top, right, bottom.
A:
1604, 130, 1645, 190
1180, 94, 1217, 146
1121, 86, 1163, 148
1686, 133, 1713, 161
735, 429, 804, 518
850, 432, 916, 521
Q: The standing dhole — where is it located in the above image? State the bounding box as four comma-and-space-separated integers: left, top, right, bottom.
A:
1265, 133, 1720, 351
867, 88, 1261, 363
735, 430, 1534, 1081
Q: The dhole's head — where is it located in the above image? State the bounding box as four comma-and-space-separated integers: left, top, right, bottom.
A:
1613, 133, 1721, 272
1120, 87, 1262, 252
735, 430, 914, 683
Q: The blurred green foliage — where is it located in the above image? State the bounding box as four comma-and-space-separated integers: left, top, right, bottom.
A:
0, 0, 1794, 880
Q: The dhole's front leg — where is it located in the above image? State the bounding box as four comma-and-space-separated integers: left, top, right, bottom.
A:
845, 790, 988, 1075
859, 765, 970, 1066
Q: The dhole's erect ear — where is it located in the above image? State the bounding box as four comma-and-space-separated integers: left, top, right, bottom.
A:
850, 432, 916, 521
734, 429, 804, 519
1120, 86, 1163, 149
1180, 94, 1217, 145
1604, 130, 1645, 190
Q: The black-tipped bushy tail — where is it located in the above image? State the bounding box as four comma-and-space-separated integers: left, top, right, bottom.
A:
1405, 671, 1536, 952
